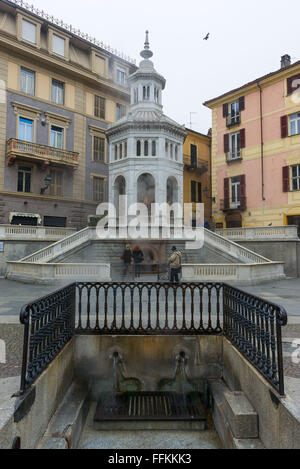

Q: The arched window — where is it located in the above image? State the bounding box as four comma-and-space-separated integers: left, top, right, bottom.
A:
144, 140, 149, 156
165, 141, 169, 156
154, 88, 159, 103
170, 144, 173, 159
143, 86, 150, 100
124, 141, 127, 158
114, 145, 118, 161
119, 144, 123, 159
137, 140, 141, 156
152, 140, 156, 156
175, 145, 178, 161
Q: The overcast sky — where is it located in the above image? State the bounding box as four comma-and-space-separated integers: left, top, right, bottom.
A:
29, 0, 300, 133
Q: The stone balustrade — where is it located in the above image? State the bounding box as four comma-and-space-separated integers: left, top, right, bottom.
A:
182, 262, 285, 285
0, 225, 76, 241
216, 226, 299, 240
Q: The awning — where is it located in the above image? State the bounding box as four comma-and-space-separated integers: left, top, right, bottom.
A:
9, 212, 42, 224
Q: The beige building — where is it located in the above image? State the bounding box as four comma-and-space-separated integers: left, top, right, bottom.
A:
0, 0, 136, 228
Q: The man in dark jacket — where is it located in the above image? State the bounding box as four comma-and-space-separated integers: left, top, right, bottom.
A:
121, 245, 133, 278
133, 246, 144, 278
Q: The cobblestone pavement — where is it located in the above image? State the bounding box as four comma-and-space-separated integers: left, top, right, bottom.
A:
0, 324, 23, 379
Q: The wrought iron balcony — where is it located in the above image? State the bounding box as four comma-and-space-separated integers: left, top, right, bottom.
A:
226, 113, 241, 127
226, 149, 243, 163
6, 138, 79, 168
220, 197, 247, 212
183, 154, 208, 175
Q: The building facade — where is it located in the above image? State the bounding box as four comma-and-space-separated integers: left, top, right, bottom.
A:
0, 0, 136, 228
204, 54, 300, 233
106, 33, 187, 222
183, 128, 212, 225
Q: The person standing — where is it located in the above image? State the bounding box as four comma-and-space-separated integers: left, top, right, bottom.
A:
169, 246, 182, 283
133, 246, 144, 278
121, 245, 133, 279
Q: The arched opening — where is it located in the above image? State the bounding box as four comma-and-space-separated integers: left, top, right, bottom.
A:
167, 177, 178, 205
137, 173, 155, 211
114, 175, 126, 215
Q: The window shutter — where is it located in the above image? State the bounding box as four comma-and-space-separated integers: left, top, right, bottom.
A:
240, 129, 246, 148
224, 134, 229, 153
191, 181, 196, 203
282, 166, 290, 192
224, 178, 230, 209
239, 96, 245, 111
223, 103, 228, 118
281, 115, 288, 138
240, 175, 246, 209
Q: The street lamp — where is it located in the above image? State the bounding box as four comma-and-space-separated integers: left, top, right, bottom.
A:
204, 187, 216, 204
40, 175, 52, 195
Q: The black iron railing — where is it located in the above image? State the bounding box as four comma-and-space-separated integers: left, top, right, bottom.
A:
19, 282, 288, 396
223, 285, 287, 396
20, 284, 76, 394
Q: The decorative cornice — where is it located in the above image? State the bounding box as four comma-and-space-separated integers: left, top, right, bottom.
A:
44, 111, 71, 127
12, 101, 41, 118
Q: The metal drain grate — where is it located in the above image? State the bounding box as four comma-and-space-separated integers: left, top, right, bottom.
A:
94, 392, 206, 422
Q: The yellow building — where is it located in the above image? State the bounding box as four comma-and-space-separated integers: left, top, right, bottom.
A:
183, 128, 212, 225
0, 0, 136, 229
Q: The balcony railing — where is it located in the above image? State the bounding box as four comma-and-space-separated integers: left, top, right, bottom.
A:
226, 114, 241, 127
183, 154, 208, 175
221, 197, 247, 211
226, 149, 243, 163
6, 138, 79, 168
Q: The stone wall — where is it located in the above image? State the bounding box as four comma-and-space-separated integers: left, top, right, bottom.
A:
238, 240, 300, 277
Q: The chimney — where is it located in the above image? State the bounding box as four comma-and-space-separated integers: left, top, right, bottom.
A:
281, 54, 291, 69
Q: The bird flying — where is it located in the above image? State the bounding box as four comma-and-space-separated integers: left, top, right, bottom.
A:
203, 33, 210, 40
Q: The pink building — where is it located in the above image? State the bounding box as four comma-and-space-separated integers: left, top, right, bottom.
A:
204, 54, 300, 234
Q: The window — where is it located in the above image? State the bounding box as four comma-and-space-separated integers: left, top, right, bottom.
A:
144, 140, 149, 157
154, 87, 159, 103
94, 96, 106, 119
191, 181, 201, 203
93, 136, 105, 162
116, 103, 126, 121
93, 177, 105, 202
50, 125, 64, 149
17, 166, 31, 193
152, 140, 156, 157
231, 177, 241, 207
49, 169, 63, 196
143, 86, 150, 100
290, 113, 300, 136
287, 74, 300, 95
137, 140, 141, 156
292, 165, 300, 191
228, 100, 240, 125
191, 144, 197, 167
175, 146, 178, 161
22, 19, 36, 44
134, 88, 138, 104
229, 132, 241, 160
117, 69, 126, 85
52, 34, 65, 57
51, 79, 64, 105
114, 145, 118, 161
19, 117, 33, 142
20, 68, 35, 96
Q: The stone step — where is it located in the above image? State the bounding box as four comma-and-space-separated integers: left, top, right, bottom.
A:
209, 380, 264, 449
37, 381, 89, 449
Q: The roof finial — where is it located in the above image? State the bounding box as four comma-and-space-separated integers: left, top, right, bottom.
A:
140, 30, 153, 60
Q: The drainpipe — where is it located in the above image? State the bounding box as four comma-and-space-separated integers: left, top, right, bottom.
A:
257, 81, 266, 201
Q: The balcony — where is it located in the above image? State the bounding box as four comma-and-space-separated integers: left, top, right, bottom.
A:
226, 149, 243, 163
6, 139, 79, 168
220, 197, 247, 212
226, 114, 241, 128
183, 154, 208, 175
